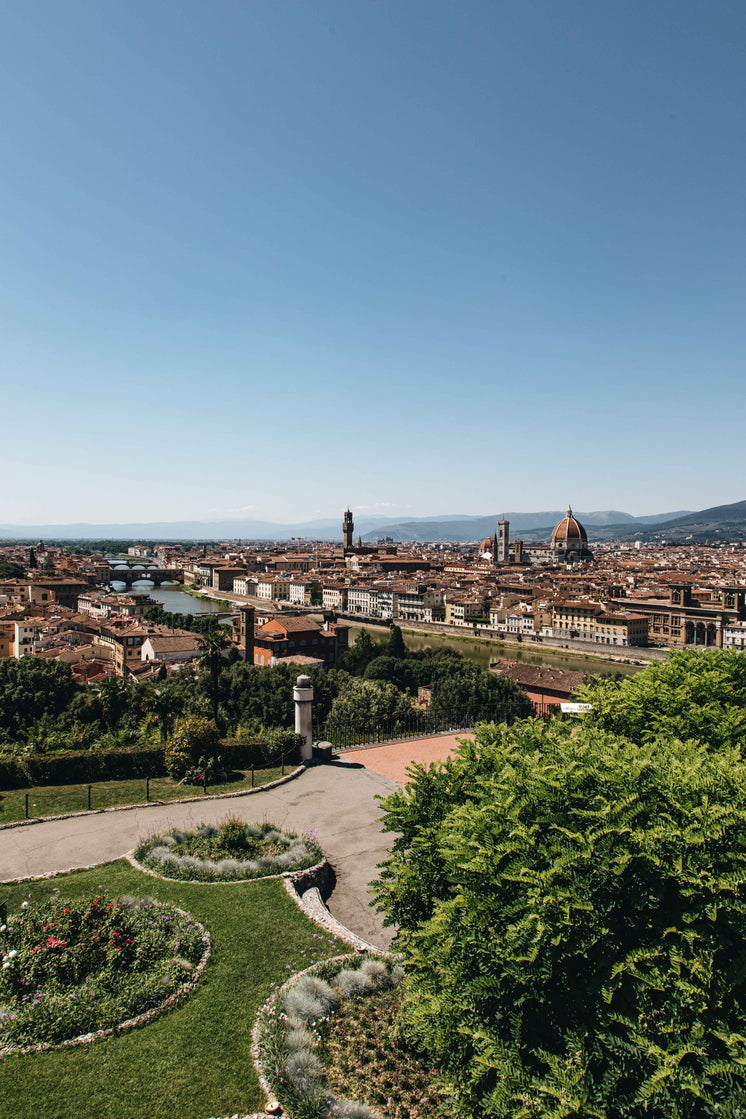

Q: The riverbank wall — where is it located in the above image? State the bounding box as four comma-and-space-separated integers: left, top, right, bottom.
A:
171, 588, 668, 668
333, 614, 668, 667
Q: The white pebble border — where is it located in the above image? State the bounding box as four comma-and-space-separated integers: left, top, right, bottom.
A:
0, 909, 210, 1060
127, 843, 326, 887
0, 765, 307, 832
283, 883, 382, 955
1, 799, 388, 1117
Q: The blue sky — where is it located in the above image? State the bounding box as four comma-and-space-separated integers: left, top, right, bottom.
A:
1, 1, 744, 526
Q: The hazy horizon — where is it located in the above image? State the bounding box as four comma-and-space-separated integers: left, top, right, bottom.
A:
2, 3, 744, 523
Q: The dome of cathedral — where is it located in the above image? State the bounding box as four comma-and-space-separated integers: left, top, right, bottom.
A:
479, 538, 493, 553
551, 506, 588, 545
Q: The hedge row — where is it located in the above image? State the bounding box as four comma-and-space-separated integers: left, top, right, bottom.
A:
0, 746, 166, 790
0, 735, 303, 790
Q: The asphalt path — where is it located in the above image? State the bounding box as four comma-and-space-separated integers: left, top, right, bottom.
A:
0, 761, 401, 949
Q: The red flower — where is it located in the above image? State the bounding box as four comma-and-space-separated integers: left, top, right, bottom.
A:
63, 908, 70, 914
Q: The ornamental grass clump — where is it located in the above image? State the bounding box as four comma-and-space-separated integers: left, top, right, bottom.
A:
258, 955, 406, 1119
0, 889, 207, 1051
135, 815, 322, 882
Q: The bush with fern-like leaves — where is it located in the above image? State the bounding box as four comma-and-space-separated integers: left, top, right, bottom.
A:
375, 716, 746, 1117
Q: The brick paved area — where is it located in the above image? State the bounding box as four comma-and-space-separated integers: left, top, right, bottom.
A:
339, 731, 473, 785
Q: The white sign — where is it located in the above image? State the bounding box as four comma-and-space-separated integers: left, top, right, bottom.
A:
560, 702, 593, 714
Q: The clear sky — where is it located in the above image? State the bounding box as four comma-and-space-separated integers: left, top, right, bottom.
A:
1, 1, 744, 526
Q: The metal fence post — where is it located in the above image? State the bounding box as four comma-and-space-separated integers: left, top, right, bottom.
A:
87, 784, 91, 810
203, 770, 207, 794
146, 777, 150, 802
25, 793, 29, 819
251, 764, 255, 787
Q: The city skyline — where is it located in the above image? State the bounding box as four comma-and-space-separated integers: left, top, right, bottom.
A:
2, 2, 745, 523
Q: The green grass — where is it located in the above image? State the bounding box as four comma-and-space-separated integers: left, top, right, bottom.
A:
0, 861, 347, 1119
0, 767, 288, 824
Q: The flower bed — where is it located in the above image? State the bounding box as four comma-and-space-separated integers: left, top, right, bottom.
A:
134, 816, 323, 883
0, 890, 208, 1052
256, 954, 440, 1119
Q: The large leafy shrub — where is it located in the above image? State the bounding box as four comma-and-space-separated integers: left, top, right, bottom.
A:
376, 720, 746, 1117
164, 716, 222, 782
577, 648, 746, 750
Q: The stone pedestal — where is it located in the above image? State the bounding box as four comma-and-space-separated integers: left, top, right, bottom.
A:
293, 674, 314, 763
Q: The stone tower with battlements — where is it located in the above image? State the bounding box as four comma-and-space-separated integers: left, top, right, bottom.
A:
343, 508, 354, 550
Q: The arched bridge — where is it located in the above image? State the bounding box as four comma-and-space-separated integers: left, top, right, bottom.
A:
108, 567, 184, 587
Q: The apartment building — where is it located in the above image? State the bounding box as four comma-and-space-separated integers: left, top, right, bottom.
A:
593, 612, 649, 646
251, 615, 349, 667
322, 584, 348, 612
552, 601, 604, 640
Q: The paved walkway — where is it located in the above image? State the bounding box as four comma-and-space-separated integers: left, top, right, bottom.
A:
0, 762, 401, 949
340, 731, 472, 784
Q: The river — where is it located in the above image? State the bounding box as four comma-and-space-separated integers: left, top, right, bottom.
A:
110, 579, 640, 677
343, 622, 642, 678
110, 580, 234, 618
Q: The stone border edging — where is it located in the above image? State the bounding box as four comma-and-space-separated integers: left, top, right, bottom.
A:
125, 850, 330, 890
0, 909, 211, 1060
0, 765, 307, 833
285, 883, 383, 954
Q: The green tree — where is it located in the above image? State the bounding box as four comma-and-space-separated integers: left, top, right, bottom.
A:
197, 629, 232, 724
0, 559, 24, 579
376, 718, 746, 1118
327, 678, 414, 733
0, 659, 79, 745
363, 654, 418, 693
578, 648, 746, 750
95, 677, 130, 732
386, 623, 407, 659
143, 687, 180, 743
339, 629, 382, 675
165, 716, 222, 782
429, 656, 533, 719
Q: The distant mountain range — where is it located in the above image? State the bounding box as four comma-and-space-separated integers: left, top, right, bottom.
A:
360, 510, 695, 543
0, 506, 715, 543
0, 515, 394, 542
618, 499, 746, 544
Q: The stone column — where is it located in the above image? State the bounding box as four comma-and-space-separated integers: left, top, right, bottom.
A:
293, 674, 314, 764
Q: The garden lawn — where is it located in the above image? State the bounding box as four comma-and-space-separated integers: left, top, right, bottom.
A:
0, 767, 286, 823
0, 860, 346, 1119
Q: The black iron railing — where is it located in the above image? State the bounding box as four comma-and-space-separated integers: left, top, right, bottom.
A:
322, 703, 515, 750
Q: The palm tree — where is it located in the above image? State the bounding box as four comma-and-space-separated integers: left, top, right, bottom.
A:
196, 629, 231, 724
97, 676, 129, 732
143, 687, 179, 743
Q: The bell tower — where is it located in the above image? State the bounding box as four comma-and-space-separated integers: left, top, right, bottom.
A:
343, 508, 354, 550
497, 520, 509, 564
